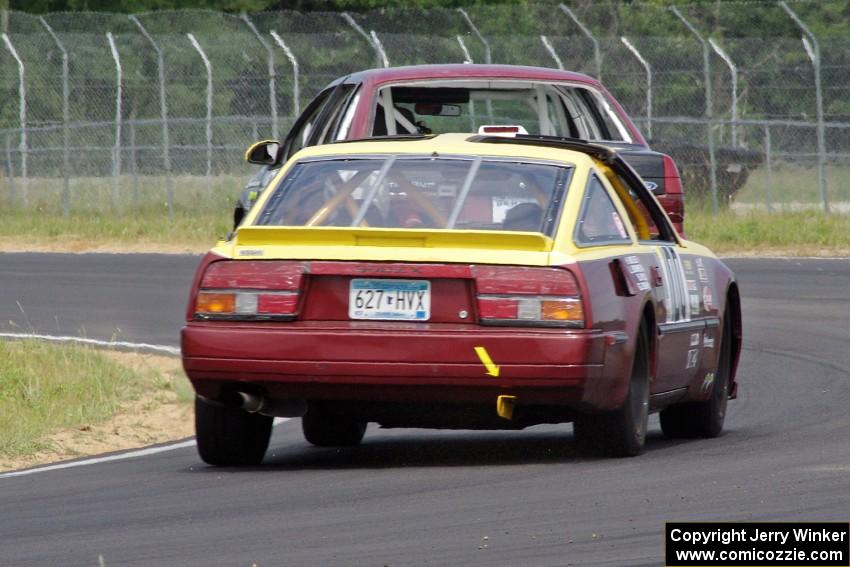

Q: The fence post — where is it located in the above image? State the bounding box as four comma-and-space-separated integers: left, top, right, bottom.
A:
40, 17, 71, 216
457, 8, 490, 65
241, 14, 278, 141
270, 31, 300, 118
709, 38, 738, 147
341, 13, 383, 69
129, 111, 138, 205
188, 33, 213, 177
5, 134, 15, 204
2, 33, 26, 206
540, 35, 563, 70
764, 125, 773, 212
781, 1, 828, 213
457, 8, 493, 121
369, 30, 389, 68
130, 15, 173, 217
620, 36, 651, 140
456, 35, 473, 64
558, 4, 602, 79
107, 32, 122, 212
670, 6, 719, 213
455, 36, 476, 130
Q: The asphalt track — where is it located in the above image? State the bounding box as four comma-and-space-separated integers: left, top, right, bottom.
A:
2, 253, 850, 566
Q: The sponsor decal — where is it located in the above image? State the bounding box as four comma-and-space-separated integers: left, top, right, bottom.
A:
690, 294, 700, 312
690, 332, 701, 347
644, 181, 658, 191
612, 212, 628, 238
695, 257, 709, 282
701, 371, 715, 393
686, 348, 700, 369
703, 286, 714, 311
686, 279, 697, 292
682, 259, 693, 272
625, 256, 651, 291
238, 249, 264, 257
703, 332, 715, 349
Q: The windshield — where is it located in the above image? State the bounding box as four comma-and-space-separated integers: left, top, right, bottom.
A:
255, 155, 572, 236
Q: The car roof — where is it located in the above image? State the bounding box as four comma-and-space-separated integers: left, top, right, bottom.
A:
292, 133, 598, 168
333, 64, 601, 88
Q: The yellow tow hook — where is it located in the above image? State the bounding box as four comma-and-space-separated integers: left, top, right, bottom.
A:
496, 395, 517, 420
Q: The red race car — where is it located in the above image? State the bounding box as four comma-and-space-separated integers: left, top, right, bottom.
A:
237, 64, 686, 234
184, 133, 740, 466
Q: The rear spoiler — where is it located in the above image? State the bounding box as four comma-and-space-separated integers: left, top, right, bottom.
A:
234, 226, 554, 253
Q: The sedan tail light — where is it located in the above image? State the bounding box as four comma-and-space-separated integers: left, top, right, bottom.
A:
193, 261, 304, 321
662, 154, 685, 235
473, 266, 584, 328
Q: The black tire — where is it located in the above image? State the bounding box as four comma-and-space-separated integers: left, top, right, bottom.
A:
660, 305, 733, 438
302, 405, 367, 447
574, 321, 650, 457
195, 396, 273, 466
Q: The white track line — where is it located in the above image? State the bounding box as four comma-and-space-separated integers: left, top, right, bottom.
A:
0, 440, 197, 479
0, 332, 180, 356
0, 418, 290, 479
0, 332, 291, 478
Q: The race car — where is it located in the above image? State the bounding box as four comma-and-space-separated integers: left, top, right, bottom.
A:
183, 132, 741, 466
235, 64, 686, 234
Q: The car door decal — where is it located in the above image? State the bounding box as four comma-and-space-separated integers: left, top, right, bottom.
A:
658, 246, 690, 323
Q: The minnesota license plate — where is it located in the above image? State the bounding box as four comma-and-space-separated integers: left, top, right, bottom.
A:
349, 279, 431, 321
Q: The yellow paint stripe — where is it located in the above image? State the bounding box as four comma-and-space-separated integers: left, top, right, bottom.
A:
474, 346, 500, 377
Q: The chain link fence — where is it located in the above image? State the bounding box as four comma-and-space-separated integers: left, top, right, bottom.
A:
1, 0, 850, 216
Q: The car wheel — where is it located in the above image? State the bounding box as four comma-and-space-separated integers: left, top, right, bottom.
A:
195, 395, 273, 466
302, 404, 367, 447
660, 305, 733, 438
574, 321, 650, 457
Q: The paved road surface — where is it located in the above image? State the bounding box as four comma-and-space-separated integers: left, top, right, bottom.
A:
1, 254, 849, 566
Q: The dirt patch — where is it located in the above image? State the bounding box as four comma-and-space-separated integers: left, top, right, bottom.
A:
0, 352, 194, 473
0, 237, 208, 255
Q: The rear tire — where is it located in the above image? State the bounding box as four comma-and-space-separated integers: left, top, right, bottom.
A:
574, 321, 650, 457
302, 404, 367, 447
660, 305, 733, 438
195, 396, 273, 466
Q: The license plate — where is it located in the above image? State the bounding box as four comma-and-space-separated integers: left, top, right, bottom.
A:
349, 279, 431, 321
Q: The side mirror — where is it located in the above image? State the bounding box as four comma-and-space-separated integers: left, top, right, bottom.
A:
244, 140, 280, 165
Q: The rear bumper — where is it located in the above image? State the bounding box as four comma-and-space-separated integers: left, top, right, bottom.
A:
181, 322, 622, 408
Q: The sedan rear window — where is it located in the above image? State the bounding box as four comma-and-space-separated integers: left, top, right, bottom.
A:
255, 156, 572, 236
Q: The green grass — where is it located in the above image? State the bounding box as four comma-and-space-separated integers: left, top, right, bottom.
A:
735, 164, 850, 205
0, 341, 193, 458
0, 208, 230, 250
686, 208, 850, 253
2, 172, 850, 255
0, 173, 239, 250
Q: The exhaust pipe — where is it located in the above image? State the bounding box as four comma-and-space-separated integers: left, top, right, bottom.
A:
237, 392, 307, 417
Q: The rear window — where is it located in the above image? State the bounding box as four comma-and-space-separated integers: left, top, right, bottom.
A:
255, 156, 572, 236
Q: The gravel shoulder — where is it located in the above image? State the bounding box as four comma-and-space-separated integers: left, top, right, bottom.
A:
0, 352, 193, 473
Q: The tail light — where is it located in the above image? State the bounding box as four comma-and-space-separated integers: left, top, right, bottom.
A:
193, 261, 304, 321
662, 154, 685, 235
473, 266, 584, 328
